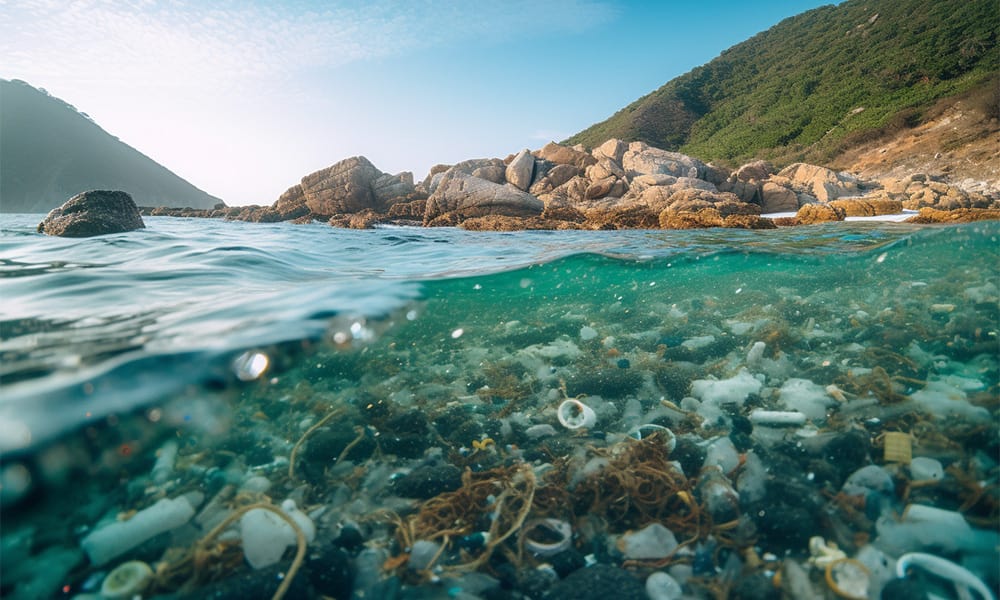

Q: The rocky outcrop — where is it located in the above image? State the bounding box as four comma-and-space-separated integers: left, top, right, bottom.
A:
423, 172, 543, 223
883, 174, 995, 210
776, 163, 863, 202
236, 137, 996, 232
37, 190, 145, 237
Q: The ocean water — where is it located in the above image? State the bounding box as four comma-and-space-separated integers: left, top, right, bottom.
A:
1, 215, 997, 598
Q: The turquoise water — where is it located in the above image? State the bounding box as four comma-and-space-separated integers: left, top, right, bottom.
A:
0, 216, 942, 453
1, 215, 997, 598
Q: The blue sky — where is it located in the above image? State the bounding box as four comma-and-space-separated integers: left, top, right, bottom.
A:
1, 0, 831, 205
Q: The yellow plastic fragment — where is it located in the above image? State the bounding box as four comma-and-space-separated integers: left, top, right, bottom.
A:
882, 431, 912, 464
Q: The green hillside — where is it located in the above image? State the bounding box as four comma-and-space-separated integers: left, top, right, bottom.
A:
566, 0, 998, 167
0, 79, 222, 213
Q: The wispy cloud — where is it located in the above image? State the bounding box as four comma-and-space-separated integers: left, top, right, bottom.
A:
0, 0, 615, 91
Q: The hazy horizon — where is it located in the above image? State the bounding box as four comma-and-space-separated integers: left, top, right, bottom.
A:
2, 1, 830, 206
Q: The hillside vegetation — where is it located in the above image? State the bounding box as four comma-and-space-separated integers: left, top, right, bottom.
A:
0, 79, 222, 213
566, 0, 998, 168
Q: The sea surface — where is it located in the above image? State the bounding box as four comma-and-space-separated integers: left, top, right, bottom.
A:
1, 215, 997, 598
1, 215, 964, 453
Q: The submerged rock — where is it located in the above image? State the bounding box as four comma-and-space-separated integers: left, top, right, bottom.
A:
546, 564, 646, 600
37, 190, 145, 237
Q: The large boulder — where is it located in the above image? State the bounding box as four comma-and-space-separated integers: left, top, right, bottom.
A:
274, 184, 311, 221
505, 149, 535, 191
424, 172, 543, 222
794, 203, 846, 224
585, 176, 627, 200
760, 182, 800, 213
301, 156, 381, 215
622, 142, 707, 180
592, 139, 627, 165
373, 171, 416, 207
534, 142, 597, 169
37, 190, 145, 237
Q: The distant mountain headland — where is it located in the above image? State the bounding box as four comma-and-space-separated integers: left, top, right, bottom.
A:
0, 79, 222, 213
565, 0, 998, 185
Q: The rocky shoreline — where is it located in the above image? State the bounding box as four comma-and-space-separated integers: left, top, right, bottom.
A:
141, 139, 1000, 230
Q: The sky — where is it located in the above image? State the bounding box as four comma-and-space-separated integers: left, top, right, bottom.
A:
1, 0, 831, 206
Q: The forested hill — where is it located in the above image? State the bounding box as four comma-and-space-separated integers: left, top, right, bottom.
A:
566, 0, 998, 168
0, 79, 222, 213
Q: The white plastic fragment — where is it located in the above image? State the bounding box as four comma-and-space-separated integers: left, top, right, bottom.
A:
239, 499, 315, 569
778, 378, 835, 420
523, 518, 573, 556
704, 436, 740, 473
902, 504, 970, 533
151, 440, 178, 484
749, 410, 807, 426
627, 424, 677, 454
408, 540, 442, 570
681, 335, 715, 351
100, 560, 154, 598
82, 496, 196, 566
746, 341, 766, 367
525, 424, 558, 439
896, 552, 994, 600
908, 456, 944, 482
690, 369, 762, 405
875, 503, 999, 555
557, 398, 597, 429
618, 523, 678, 560
645, 571, 683, 600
